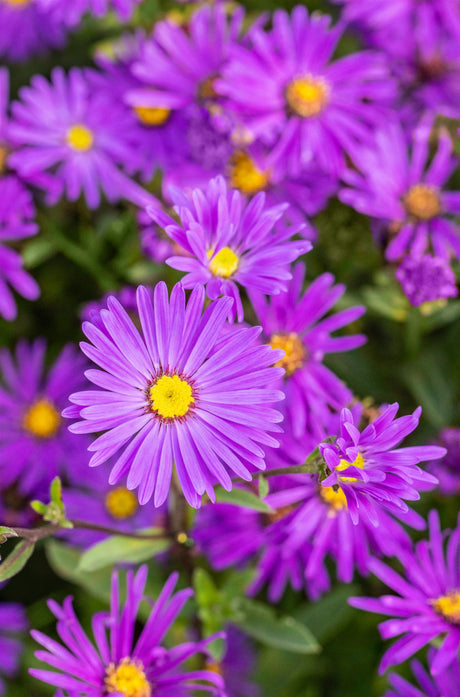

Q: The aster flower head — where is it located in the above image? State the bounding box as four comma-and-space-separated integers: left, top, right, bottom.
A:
66, 281, 285, 508
31, 566, 225, 696
340, 121, 460, 262
0, 341, 90, 496
218, 6, 395, 177
320, 403, 445, 526
396, 254, 458, 307
127, 4, 244, 117
0, 0, 66, 62
385, 651, 460, 697
350, 511, 460, 676
249, 262, 366, 441
149, 176, 310, 321
0, 602, 27, 696
8, 67, 150, 210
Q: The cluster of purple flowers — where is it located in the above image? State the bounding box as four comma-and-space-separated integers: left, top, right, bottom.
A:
1, 0, 460, 695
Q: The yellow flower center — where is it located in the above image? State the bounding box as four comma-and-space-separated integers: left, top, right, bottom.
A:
134, 106, 171, 126
23, 400, 61, 439
320, 485, 348, 511
270, 333, 306, 376
431, 591, 460, 625
150, 374, 194, 419
105, 487, 138, 520
208, 247, 239, 278
3, 0, 30, 6
336, 452, 365, 483
285, 76, 329, 118
229, 151, 270, 195
206, 662, 224, 676
105, 658, 151, 697
404, 184, 441, 220
66, 124, 94, 152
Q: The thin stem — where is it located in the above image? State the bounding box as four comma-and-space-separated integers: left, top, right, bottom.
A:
2, 520, 172, 545
232, 460, 322, 484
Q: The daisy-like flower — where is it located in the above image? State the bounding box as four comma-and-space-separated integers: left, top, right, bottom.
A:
249, 262, 365, 441
126, 4, 244, 118
149, 176, 310, 321
396, 254, 458, 307
0, 0, 66, 62
8, 67, 154, 210
218, 6, 395, 176
385, 650, 460, 697
0, 602, 27, 696
31, 566, 225, 696
38, 0, 141, 26
65, 282, 285, 508
0, 341, 90, 497
350, 511, 460, 676
320, 404, 445, 527
340, 121, 460, 262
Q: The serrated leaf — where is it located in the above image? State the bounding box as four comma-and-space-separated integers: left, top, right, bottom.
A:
77, 529, 169, 572
258, 476, 269, 499
0, 540, 35, 581
214, 487, 274, 513
232, 598, 320, 654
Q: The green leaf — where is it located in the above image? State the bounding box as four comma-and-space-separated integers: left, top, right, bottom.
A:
0, 526, 19, 539
232, 598, 320, 654
77, 529, 169, 572
50, 477, 63, 507
0, 540, 35, 581
214, 487, 274, 513
258, 475, 269, 499
30, 500, 47, 515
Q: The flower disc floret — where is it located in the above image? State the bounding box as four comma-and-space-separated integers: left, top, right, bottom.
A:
229, 151, 270, 195
66, 124, 94, 151
285, 76, 329, 118
23, 399, 61, 439
105, 658, 151, 697
150, 374, 194, 419
134, 106, 170, 126
105, 487, 138, 520
404, 183, 442, 220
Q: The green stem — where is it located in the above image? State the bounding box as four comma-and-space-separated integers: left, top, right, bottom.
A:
3, 520, 172, 545
45, 222, 118, 292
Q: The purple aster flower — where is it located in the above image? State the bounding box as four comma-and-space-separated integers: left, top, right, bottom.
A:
38, 0, 141, 26
149, 176, 310, 321
0, 245, 40, 321
0, 0, 66, 62
320, 403, 444, 526
340, 121, 460, 262
31, 566, 225, 696
218, 7, 395, 177
65, 282, 284, 508
126, 5, 244, 117
427, 428, 460, 496
385, 651, 460, 697
350, 511, 460, 676
0, 602, 27, 696
0, 340, 90, 497
8, 67, 155, 210
249, 261, 365, 441
396, 254, 458, 307
63, 472, 167, 548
